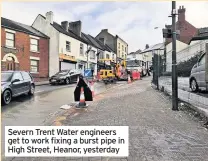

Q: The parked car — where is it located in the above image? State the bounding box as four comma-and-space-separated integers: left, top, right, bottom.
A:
189, 52, 207, 92
1, 71, 35, 105
49, 69, 81, 85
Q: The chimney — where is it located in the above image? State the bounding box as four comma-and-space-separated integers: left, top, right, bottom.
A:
61, 21, 69, 31
145, 44, 149, 49
178, 5, 186, 22
102, 29, 108, 33
46, 11, 53, 24
68, 21, 82, 37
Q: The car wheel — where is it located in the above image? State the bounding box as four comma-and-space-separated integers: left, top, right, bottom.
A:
29, 84, 35, 95
65, 78, 70, 84
2, 90, 12, 105
190, 79, 199, 92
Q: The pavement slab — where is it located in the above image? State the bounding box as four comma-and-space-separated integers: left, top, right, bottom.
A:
3, 77, 208, 161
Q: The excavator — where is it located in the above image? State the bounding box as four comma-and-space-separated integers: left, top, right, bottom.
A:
99, 59, 132, 84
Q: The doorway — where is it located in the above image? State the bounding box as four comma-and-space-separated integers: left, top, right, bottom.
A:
6, 56, 15, 70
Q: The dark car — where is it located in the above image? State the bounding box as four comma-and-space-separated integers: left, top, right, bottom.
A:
1, 71, 35, 105
49, 69, 81, 85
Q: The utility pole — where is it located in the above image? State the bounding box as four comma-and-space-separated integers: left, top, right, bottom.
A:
171, 1, 178, 111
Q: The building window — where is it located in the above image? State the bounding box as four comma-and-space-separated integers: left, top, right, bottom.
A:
118, 43, 120, 49
122, 52, 124, 58
66, 41, 71, 51
30, 38, 39, 52
30, 60, 39, 73
6, 32, 15, 48
80, 43, 84, 55
125, 47, 127, 52
99, 38, 104, 43
106, 54, 110, 59
122, 45, 124, 51
99, 51, 104, 59
90, 50, 95, 59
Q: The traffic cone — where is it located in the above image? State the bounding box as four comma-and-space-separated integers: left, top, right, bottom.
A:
77, 87, 86, 108
90, 82, 95, 97
128, 74, 131, 84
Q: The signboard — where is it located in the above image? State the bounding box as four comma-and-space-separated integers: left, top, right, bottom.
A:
205, 43, 208, 83
59, 53, 76, 62
84, 69, 92, 77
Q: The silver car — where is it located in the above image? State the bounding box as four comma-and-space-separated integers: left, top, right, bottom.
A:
189, 53, 207, 92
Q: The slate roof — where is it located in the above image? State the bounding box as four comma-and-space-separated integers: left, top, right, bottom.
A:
1, 17, 49, 38
140, 43, 164, 53
37, 14, 88, 44
81, 33, 103, 50
51, 22, 88, 44
189, 27, 208, 43
88, 35, 112, 52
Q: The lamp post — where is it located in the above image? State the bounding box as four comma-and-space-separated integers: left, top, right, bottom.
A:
171, 1, 178, 111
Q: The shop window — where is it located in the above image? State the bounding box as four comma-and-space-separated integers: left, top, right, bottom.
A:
30, 59, 39, 73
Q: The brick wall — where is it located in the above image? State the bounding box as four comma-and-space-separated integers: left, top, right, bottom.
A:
1, 27, 49, 81
165, 6, 198, 45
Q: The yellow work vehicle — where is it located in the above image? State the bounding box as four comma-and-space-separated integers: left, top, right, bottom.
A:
99, 69, 117, 84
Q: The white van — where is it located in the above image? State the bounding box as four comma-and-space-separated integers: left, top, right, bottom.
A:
189, 51, 207, 92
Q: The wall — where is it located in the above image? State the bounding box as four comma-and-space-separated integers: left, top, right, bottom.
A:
166, 40, 188, 72
117, 38, 128, 59
96, 31, 115, 53
32, 15, 59, 77
59, 32, 87, 60
1, 28, 49, 81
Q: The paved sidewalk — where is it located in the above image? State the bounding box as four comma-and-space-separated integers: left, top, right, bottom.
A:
6, 77, 208, 161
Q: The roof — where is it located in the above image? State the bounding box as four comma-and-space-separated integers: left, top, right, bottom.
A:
37, 14, 88, 44
51, 22, 88, 44
82, 33, 104, 50
189, 27, 208, 44
1, 17, 49, 39
88, 35, 111, 52
140, 43, 164, 53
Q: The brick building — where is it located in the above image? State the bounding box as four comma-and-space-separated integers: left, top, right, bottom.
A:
1, 17, 50, 82
165, 6, 198, 45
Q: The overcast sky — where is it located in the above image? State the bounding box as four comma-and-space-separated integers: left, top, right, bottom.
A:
2, 1, 208, 53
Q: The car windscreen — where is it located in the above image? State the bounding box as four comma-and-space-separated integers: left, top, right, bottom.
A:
1, 72, 13, 82
55, 70, 69, 75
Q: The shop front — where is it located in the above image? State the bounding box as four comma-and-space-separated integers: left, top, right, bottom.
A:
59, 53, 77, 71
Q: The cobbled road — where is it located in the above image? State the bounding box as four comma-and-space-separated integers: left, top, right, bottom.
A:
4, 77, 208, 161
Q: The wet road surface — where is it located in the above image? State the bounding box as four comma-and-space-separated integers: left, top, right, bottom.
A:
1, 81, 123, 159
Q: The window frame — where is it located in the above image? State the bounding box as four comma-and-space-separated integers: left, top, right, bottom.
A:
30, 38, 39, 52
80, 43, 84, 55
30, 59, 39, 73
198, 54, 205, 66
6, 32, 15, 48
90, 50, 96, 59
66, 41, 71, 52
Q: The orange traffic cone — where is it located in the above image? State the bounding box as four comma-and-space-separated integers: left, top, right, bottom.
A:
77, 87, 86, 108
90, 82, 95, 97
128, 74, 131, 84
